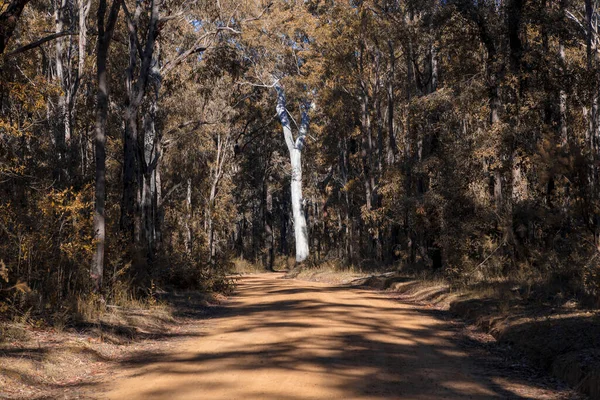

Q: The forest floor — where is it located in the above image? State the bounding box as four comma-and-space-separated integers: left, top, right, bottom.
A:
0, 272, 590, 399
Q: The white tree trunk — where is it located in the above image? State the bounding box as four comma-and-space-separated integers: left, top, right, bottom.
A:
290, 147, 309, 262
185, 177, 192, 254
275, 81, 309, 262
55, 0, 68, 180
559, 42, 568, 147
92, 0, 121, 289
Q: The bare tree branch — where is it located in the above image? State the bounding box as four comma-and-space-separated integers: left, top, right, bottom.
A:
6, 31, 78, 56
160, 2, 272, 76
121, 1, 144, 59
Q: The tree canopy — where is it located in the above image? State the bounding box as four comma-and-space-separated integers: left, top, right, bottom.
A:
2, 0, 600, 314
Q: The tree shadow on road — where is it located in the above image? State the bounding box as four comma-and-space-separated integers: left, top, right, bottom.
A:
112, 275, 578, 399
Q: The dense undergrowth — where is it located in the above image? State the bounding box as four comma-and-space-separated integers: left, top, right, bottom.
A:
0, 287, 227, 399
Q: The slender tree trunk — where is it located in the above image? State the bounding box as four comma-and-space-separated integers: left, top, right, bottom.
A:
207, 131, 230, 263
54, 0, 69, 183
74, 0, 91, 180
121, 0, 160, 252
121, 2, 139, 242
122, 107, 140, 242
279, 198, 288, 256
78, 0, 91, 79
154, 157, 162, 249
264, 178, 274, 271
141, 41, 161, 258
361, 89, 373, 211
585, 0, 599, 168
339, 137, 353, 264
406, 37, 416, 99
431, 40, 438, 93
207, 175, 218, 263
488, 46, 502, 206
387, 40, 398, 164
185, 177, 192, 254
207, 208, 214, 261
375, 51, 384, 175
374, 60, 384, 261
91, 0, 120, 290
559, 42, 568, 146
92, 66, 107, 289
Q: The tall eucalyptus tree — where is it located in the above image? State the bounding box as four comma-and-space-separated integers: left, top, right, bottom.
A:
275, 81, 311, 262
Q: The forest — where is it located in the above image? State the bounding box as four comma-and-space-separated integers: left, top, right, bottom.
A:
1, 0, 600, 322
5, 0, 600, 398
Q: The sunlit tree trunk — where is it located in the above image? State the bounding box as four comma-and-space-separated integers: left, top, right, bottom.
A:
206, 129, 232, 263
78, 0, 91, 82
275, 82, 310, 263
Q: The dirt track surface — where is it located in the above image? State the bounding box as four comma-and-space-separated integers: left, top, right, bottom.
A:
101, 274, 573, 400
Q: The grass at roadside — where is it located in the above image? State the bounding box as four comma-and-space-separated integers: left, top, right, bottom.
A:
0, 290, 227, 400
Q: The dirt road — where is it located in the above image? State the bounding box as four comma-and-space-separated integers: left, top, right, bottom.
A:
101, 274, 572, 399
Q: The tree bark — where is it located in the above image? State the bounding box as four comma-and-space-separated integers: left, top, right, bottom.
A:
275, 82, 310, 263
141, 40, 161, 258
121, 0, 160, 245
54, 0, 71, 183
91, 0, 121, 290
184, 178, 192, 254
0, 0, 31, 54
264, 177, 274, 271
559, 42, 568, 146
387, 40, 398, 164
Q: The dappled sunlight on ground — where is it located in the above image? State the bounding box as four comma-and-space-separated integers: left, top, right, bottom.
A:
100, 274, 575, 400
